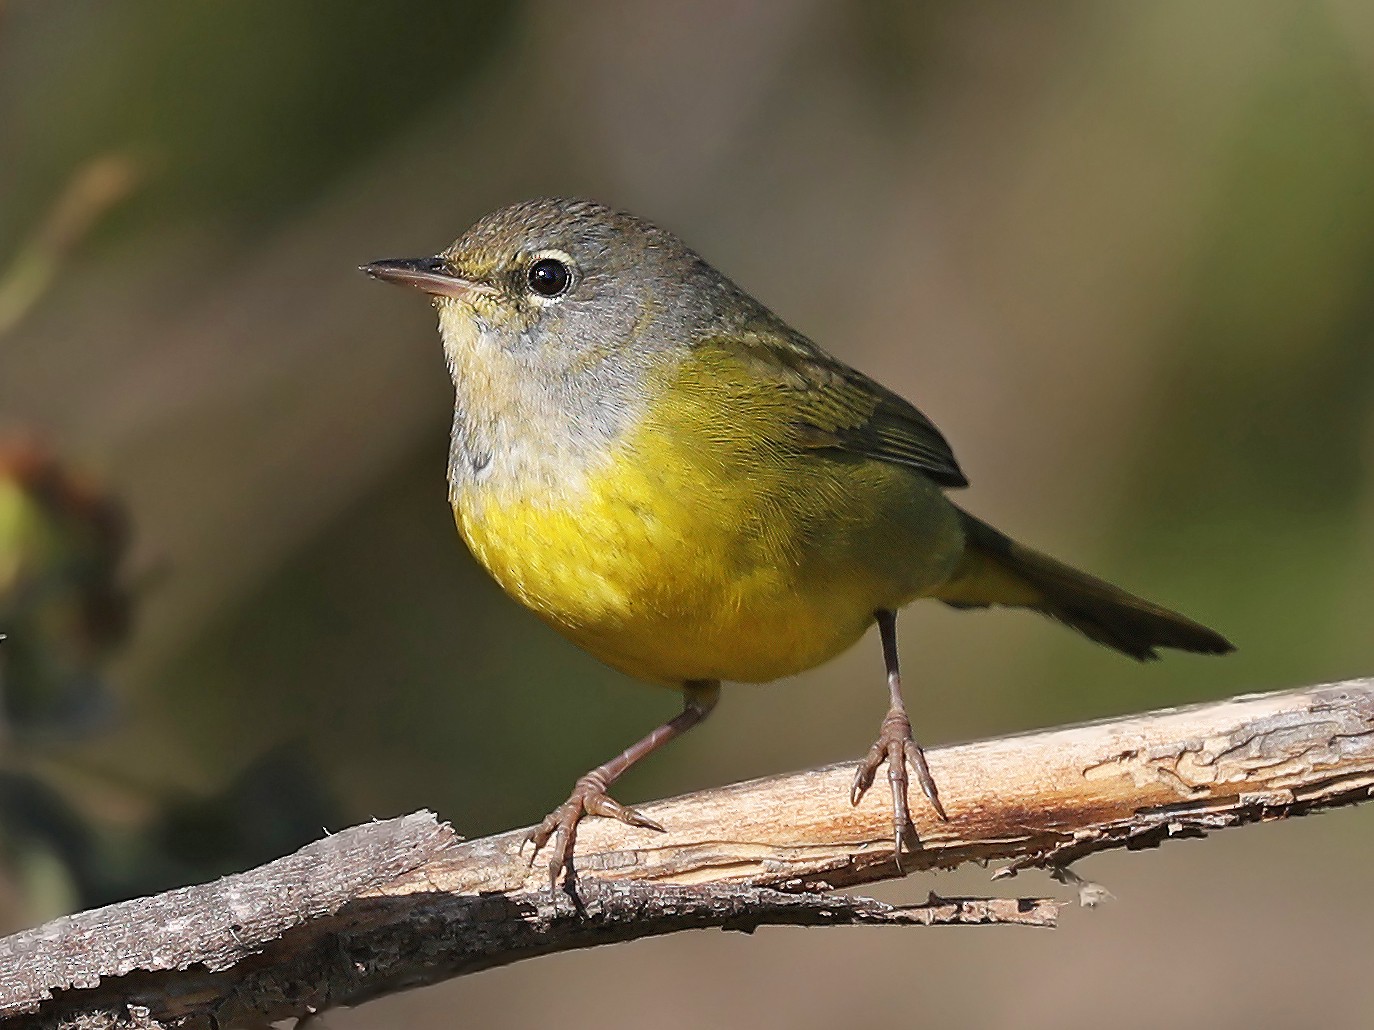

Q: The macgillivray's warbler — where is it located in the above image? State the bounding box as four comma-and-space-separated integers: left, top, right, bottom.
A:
362, 198, 1233, 885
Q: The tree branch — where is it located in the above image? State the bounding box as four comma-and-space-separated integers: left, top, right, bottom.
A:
3, 678, 1372, 1029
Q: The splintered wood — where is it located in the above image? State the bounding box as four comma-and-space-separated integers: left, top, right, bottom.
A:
2, 679, 1371, 1030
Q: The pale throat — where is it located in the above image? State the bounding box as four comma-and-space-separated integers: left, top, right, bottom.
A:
436, 304, 642, 511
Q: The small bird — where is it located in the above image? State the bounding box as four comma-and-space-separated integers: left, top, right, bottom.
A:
362, 198, 1233, 885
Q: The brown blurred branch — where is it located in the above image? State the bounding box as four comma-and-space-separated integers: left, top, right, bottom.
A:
0, 153, 141, 339
2, 678, 1372, 1029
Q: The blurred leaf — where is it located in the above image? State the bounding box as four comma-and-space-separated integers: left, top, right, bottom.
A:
0, 438, 132, 735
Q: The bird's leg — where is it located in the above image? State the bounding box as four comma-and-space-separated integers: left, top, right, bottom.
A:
851, 610, 947, 861
526, 679, 720, 888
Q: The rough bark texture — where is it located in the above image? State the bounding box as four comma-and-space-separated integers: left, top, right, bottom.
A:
3, 678, 1372, 1029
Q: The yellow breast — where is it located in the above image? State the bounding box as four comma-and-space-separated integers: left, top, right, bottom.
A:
453, 374, 964, 686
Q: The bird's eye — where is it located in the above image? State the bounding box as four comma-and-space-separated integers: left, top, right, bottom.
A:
527, 257, 572, 298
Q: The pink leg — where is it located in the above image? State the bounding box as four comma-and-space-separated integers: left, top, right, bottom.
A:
526, 679, 720, 887
850, 610, 947, 862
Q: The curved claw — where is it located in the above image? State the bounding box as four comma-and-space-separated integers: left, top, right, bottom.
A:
851, 708, 948, 863
525, 777, 667, 887
905, 739, 948, 821
582, 792, 665, 832
850, 742, 884, 806
522, 807, 568, 879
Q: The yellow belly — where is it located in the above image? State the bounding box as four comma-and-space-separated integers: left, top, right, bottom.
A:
454, 430, 965, 686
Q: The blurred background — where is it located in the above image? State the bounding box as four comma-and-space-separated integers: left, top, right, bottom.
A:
3, 1, 1374, 1026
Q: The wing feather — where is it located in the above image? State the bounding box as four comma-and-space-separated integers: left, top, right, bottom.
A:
712, 331, 968, 489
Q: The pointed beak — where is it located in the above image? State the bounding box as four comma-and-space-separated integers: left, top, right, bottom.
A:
359, 256, 487, 300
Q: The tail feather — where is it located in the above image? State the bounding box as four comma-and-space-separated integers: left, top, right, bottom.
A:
934, 510, 1234, 662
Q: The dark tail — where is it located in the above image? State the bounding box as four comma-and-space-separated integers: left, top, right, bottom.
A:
933, 509, 1234, 661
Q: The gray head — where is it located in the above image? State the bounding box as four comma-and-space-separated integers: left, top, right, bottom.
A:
361, 198, 757, 370
362, 199, 763, 495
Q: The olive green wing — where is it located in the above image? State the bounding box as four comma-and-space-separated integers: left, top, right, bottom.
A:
710, 331, 969, 489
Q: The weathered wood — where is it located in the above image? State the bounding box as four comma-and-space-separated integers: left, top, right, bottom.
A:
2, 678, 1372, 1029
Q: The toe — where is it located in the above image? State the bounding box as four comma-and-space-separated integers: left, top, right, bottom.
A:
850, 767, 872, 806
584, 793, 666, 833
524, 812, 560, 858
850, 744, 884, 806
904, 740, 948, 820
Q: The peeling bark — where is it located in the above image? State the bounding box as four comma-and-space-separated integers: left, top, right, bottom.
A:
1, 679, 1371, 1029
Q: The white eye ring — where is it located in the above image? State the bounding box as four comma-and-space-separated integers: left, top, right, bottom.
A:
524, 249, 577, 303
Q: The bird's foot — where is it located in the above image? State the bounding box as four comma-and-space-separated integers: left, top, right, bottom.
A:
524, 770, 665, 888
850, 705, 948, 863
